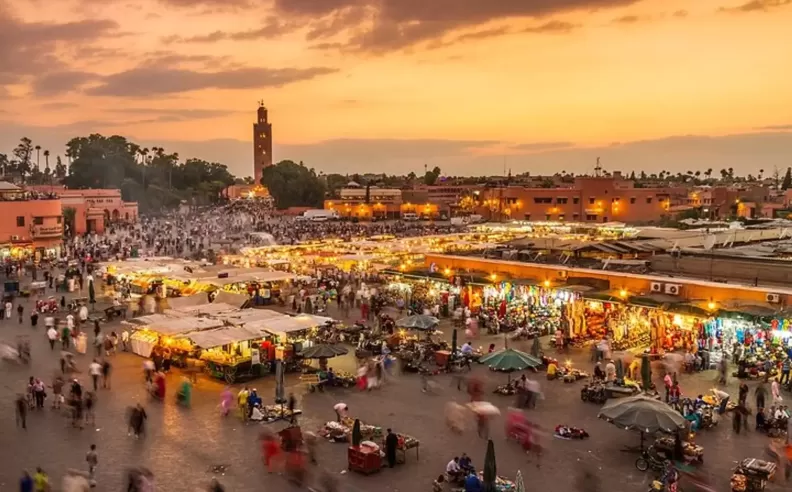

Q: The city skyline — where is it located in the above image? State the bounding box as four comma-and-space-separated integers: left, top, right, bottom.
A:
1, 0, 791, 178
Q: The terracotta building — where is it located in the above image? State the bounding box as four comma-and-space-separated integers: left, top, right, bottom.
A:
475, 175, 687, 223
253, 102, 273, 183
0, 182, 63, 258
27, 186, 138, 235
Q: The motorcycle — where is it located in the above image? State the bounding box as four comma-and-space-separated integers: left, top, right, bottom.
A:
636, 447, 669, 472
580, 381, 607, 404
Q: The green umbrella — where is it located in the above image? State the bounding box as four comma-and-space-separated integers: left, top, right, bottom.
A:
351, 419, 362, 446
482, 439, 497, 492
396, 314, 439, 331
640, 353, 652, 391
480, 348, 542, 372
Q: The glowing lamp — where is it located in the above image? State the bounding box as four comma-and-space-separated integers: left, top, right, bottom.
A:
543, 279, 551, 287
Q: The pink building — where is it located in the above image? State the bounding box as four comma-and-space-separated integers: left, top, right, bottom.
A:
0, 182, 63, 258
26, 186, 138, 235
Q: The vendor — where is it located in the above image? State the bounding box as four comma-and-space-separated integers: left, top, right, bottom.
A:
464, 471, 482, 492
445, 457, 463, 482
461, 342, 474, 356
459, 453, 473, 473
594, 362, 605, 381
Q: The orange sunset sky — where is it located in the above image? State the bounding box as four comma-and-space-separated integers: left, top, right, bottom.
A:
1, 0, 791, 178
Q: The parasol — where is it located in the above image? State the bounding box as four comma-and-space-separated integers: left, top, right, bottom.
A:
395, 314, 439, 331
480, 348, 542, 372
598, 394, 687, 450
298, 344, 349, 359
515, 470, 525, 492
482, 439, 497, 492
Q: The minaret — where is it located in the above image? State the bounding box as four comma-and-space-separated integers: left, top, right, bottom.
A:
253, 101, 273, 183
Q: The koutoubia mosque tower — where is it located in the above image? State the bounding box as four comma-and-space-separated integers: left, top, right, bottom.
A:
253, 101, 273, 182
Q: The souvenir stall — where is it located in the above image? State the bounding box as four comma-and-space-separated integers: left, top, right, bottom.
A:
180, 325, 270, 383
481, 282, 582, 337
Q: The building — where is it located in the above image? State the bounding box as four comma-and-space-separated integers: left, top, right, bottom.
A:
225, 184, 271, 201
0, 182, 63, 258
474, 176, 687, 223
27, 186, 138, 235
253, 102, 273, 183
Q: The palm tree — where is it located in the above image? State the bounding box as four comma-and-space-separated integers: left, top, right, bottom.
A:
759, 169, 764, 181
43, 150, 50, 173
35, 145, 41, 171
705, 168, 713, 179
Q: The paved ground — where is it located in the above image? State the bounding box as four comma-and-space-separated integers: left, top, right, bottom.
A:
0, 280, 787, 492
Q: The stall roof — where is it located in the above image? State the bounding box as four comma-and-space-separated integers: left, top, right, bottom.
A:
148, 316, 225, 336
174, 302, 240, 315
180, 325, 261, 348
127, 313, 186, 326
261, 315, 324, 335
212, 290, 250, 308
165, 294, 209, 310
216, 309, 283, 324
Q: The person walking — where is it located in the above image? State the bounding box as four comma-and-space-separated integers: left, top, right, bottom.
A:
89, 359, 102, 392
16, 393, 27, 429
86, 444, 98, 484
33, 468, 48, 492
17, 303, 24, 324
30, 311, 39, 328
772, 378, 783, 406
781, 357, 791, 387
101, 359, 111, 389
47, 326, 58, 351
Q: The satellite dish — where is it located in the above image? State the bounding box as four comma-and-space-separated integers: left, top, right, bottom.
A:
703, 234, 717, 251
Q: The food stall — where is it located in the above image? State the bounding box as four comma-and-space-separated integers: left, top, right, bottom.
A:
180, 325, 269, 383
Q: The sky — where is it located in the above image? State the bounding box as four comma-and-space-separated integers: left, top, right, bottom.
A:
1, 0, 791, 179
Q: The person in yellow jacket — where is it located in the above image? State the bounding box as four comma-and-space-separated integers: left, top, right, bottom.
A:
237, 386, 250, 421
33, 467, 49, 492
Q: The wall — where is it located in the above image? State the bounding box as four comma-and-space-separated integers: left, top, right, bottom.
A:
424, 253, 792, 306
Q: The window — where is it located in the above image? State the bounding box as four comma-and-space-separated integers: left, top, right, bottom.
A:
545, 214, 552, 221
573, 197, 580, 205
558, 214, 565, 221
589, 197, 596, 205
556, 198, 568, 204
630, 197, 636, 204
603, 217, 609, 223
16, 216, 24, 227
572, 213, 580, 221
56, 217, 62, 224
646, 197, 653, 204
611, 198, 620, 203
33, 217, 44, 225
523, 214, 531, 220
586, 214, 597, 221
533, 197, 552, 204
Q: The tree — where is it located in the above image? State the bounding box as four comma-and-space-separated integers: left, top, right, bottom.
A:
629, 171, 636, 180
63, 207, 76, 236
43, 150, 50, 176
423, 166, 441, 185
54, 156, 67, 180
0, 153, 8, 176
35, 145, 41, 171
261, 160, 326, 209
782, 167, 792, 190
11, 137, 34, 183
705, 168, 713, 179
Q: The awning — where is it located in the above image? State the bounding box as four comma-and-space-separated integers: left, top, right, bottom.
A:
212, 291, 250, 308
149, 316, 225, 336
165, 294, 209, 310
262, 315, 326, 335
582, 290, 625, 303
180, 325, 262, 349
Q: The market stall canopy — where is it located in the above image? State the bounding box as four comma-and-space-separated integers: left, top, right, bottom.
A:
299, 344, 349, 359
480, 348, 542, 371
179, 325, 261, 349
261, 315, 325, 335
582, 290, 625, 304
212, 291, 250, 308
396, 314, 439, 331
719, 301, 779, 319
174, 302, 240, 316
126, 313, 186, 326
148, 316, 225, 336
598, 394, 687, 433
216, 309, 283, 325
165, 294, 209, 310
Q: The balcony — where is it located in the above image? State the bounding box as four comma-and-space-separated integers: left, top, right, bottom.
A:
31, 224, 64, 239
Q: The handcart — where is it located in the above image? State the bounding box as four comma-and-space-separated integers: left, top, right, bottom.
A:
731, 458, 776, 492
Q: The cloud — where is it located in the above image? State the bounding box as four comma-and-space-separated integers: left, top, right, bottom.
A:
671, 10, 689, 17
512, 141, 575, 151
272, 0, 641, 52
524, 20, 581, 33
756, 124, 792, 131
720, 0, 792, 12
611, 14, 643, 23
455, 27, 512, 43
108, 107, 243, 120
39, 102, 79, 111
162, 16, 296, 43
32, 71, 96, 96
87, 66, 338, 96
0, 10, 119, 83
